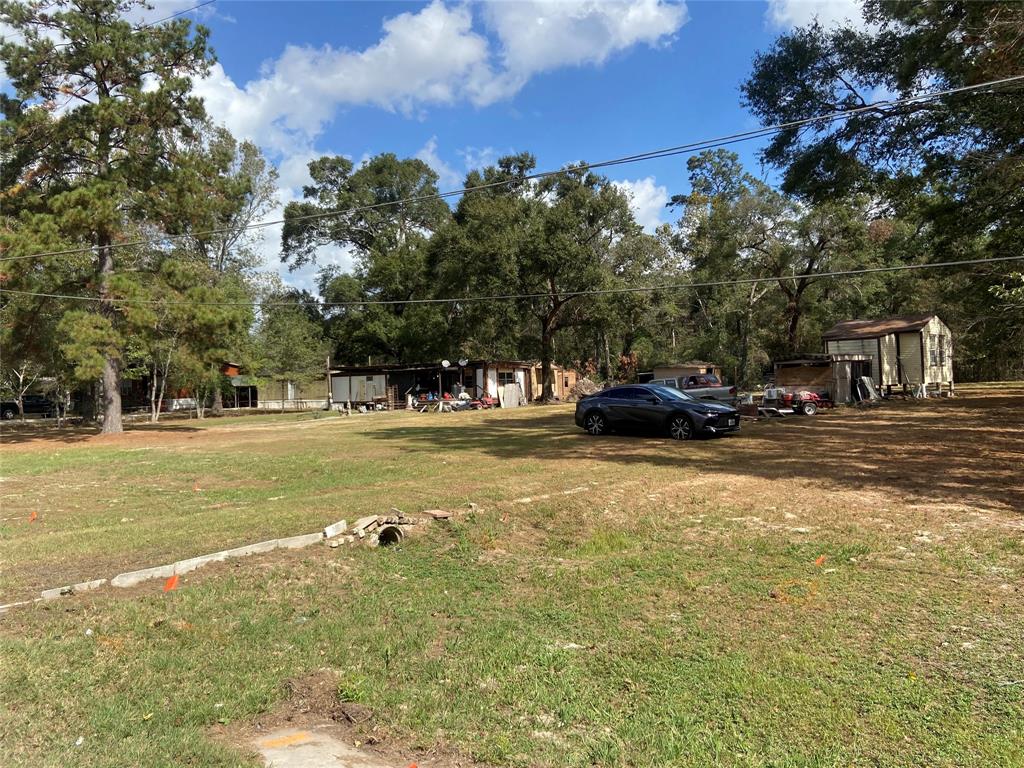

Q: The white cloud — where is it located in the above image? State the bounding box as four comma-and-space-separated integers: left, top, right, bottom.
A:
613, 177, 669, 233
484, 0, 687, 89
194, 0, 689, 154
415, 136, 463, 189
766, 0, 866, 29
458, 145, 501, 173
194, 1, 495, 154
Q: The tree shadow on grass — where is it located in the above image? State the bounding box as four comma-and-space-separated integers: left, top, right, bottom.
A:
0, 422, 203, 446
367, 393, 1024, 514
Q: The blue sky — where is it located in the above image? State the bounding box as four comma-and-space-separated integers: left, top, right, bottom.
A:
3, 0, 867, 289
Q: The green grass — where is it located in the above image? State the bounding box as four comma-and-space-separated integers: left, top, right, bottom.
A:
1, 389, 1023, 767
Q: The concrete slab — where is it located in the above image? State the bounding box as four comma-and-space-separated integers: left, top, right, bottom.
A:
253, 726, 395, 768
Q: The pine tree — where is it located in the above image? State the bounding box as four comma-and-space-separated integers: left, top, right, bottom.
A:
0, 0, 214, 432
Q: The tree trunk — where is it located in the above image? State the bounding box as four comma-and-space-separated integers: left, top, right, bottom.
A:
97, 148, 121, 431
211, 365, 224, 415
603, 334, 613, 382
540, 318, 555, 402
155, 368, 168, 422
149, 362, 159, 423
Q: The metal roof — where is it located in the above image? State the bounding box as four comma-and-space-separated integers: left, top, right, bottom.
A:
822, 313, 938, 340
329, 359, 534, 375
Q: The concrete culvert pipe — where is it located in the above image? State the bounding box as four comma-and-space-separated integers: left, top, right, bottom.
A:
377, 525, 404, 546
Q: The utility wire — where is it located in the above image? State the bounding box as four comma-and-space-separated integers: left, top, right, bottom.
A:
0, 0, 215, 48
3, 254, 1022, 309
2, 73, 1022, 265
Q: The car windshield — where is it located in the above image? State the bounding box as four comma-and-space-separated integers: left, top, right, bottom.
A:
648, 385, 695, 401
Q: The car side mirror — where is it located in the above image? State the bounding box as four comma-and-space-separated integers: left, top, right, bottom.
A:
646, 396, 659, 404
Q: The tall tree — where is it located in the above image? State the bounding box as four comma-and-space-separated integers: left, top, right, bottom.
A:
742, 0, 1024, 377
282, 154, 451, 364
0, 0, 214, 432
434, 154, 641, 399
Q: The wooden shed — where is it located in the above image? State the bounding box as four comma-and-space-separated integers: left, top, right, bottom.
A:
773, 354, 873, 404
822, 313, 954, 394
526, 363, 579, 401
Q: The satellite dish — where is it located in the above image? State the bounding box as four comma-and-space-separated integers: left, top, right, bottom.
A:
441, 359, 451, 368
458, 358, 468, 367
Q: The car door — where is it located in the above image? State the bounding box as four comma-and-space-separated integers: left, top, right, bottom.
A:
613, 387, 665, 428
631, 387, 674, 428
601, 387, 635, 427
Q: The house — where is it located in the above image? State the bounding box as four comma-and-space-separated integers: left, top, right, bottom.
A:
329, 359, 579, 408
822, 313, 954, 394
219, 362, 329, 411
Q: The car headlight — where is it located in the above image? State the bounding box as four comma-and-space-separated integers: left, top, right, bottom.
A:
699, 409, 719, 416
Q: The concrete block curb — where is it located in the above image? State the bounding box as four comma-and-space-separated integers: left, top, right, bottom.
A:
41, 578, 108, 601
111, 564, 175, 589
173, 551, 229, 576
1, 598, 41, 614
5, 510, 435, 613
224, 539, 279, 558
323, 519, 348, 539
278, 532, 325, 550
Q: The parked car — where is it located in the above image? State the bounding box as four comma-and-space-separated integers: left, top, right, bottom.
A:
649, 374, 737, 403
0, 394, 63, 420
574, 384, 740, 440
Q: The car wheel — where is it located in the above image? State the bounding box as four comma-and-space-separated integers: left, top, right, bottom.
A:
801, 401, 818, 416
669, 414, 694, 440
583, 411, 607, 436
1, 408, 15, 420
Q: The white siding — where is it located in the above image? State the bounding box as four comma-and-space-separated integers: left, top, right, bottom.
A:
879, 334, 898, 386
826, 338, 882, 384
922, 316, 954, 385
350, 374, 386, 401
898, 333, 923, 385
331, 375, 351, 402
486, 368, 498, 397
515, 368, 527, 400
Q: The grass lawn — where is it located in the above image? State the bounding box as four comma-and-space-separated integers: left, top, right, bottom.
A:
1, 385, 1022, 767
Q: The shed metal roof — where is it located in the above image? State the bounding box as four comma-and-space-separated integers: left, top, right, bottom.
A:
822, 313, 937, 340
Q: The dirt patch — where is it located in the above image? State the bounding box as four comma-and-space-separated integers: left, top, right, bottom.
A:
218, 669, 482, 768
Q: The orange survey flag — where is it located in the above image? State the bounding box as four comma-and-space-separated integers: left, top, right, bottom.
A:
29, 511, 37, 522
163, 575, 179, 592
814, 555, 826, 567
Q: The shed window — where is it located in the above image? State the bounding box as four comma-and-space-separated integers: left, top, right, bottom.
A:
365, 376, 374, 382
929, 334, 939, 367
938, 336, 947, 366
497, 371, 516, 386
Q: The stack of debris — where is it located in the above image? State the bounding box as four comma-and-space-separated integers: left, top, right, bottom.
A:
569, 378, 601, 401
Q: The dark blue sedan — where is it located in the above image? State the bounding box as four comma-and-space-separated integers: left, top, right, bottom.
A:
574, 384, 741, 440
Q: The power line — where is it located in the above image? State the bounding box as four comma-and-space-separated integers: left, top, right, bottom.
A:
2, 73, 1022, 265
3, 255, 1022, 309
0, 0, 215, 48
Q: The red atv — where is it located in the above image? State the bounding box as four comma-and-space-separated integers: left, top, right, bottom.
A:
780, 389, 831, 416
